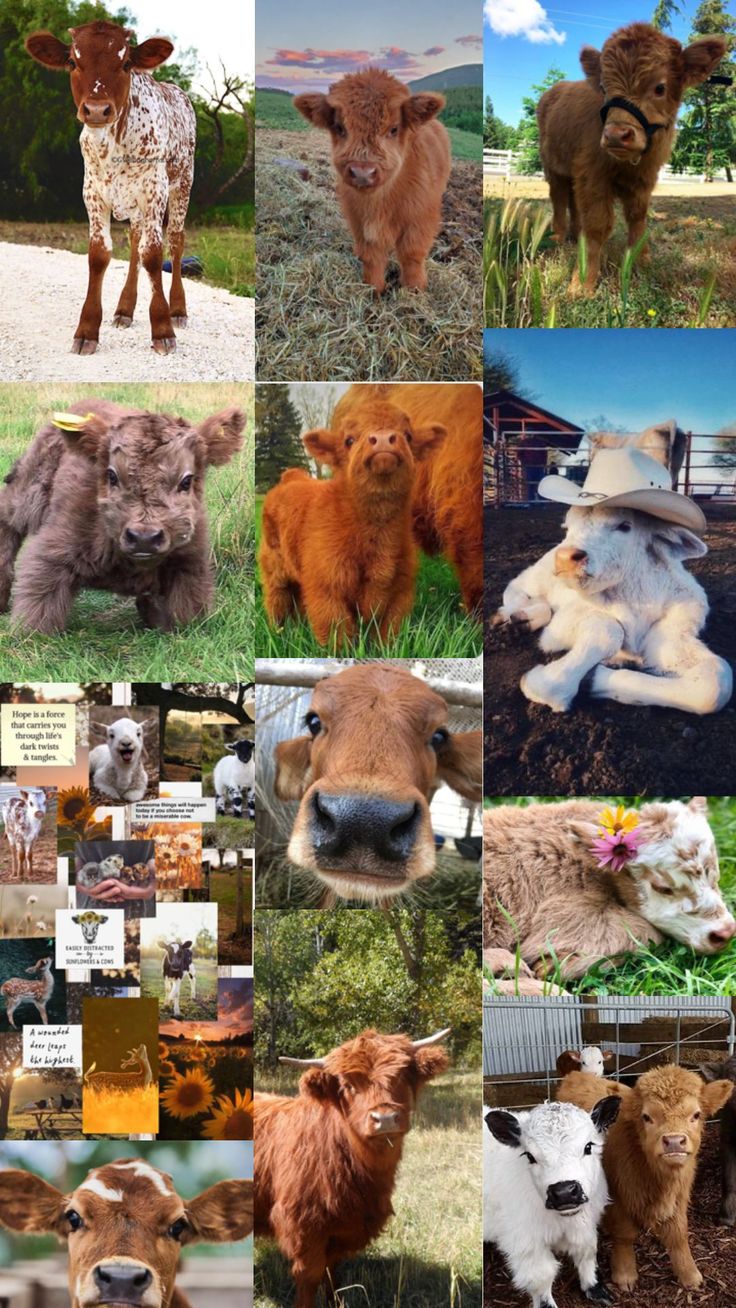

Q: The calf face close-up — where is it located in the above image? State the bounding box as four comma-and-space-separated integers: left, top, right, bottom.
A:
273, 664, 482, 902
0, 400, 244, 634
0, 1158, 253, 1308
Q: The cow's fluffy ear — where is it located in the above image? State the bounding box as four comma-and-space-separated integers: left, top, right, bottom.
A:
274, 737, 312, 800
556, 1050, 582, 1075
58, 415, 110, 461
435, 731, 482, 802
566, 818, 601, 843
403, 92, 445, 126
580, 45, 602, 84
591, 1094, 621, 1133
303, 427, 339, 467
603, 1049, 616, 1068
651, 525, 708, 561
701, 1078, 734, 1115
185, 1179, 253, 1244
130, 38, 174, 70
300, 1067, 340, 1103
689, 796, 708, 814
683, 36, 727, 88
699, 1060, 727, 1083
294, 93, 335, 129
484, 1109, 522, 1147
413, 1045, 450, 1082
25, 32, 70, 68
412, 424, 447, 462
0, 1170, 68, 1234
197, 409, 245, 467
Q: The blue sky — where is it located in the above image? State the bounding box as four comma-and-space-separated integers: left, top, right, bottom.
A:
484, 0, 704, 123
484, 329, 736, 434
256, 0, 482, 91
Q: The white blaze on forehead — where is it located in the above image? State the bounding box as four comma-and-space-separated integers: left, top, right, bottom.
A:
73, 46, 81, 58
110, 1160, 173, 1195
118, 45, 126, 59
80, 1176, 124, 1202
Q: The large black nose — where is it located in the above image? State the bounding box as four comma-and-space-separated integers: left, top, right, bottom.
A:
124, 527, 165, 552
309, 791, 421, 866
93, 1262, 153, 1303
546, 1180, 587, 1210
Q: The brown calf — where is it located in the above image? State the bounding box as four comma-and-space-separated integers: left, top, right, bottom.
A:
538, 23, 726, 293
260, 396, 446, 645
0, 1158, 253, 1308
274, 663, 481, 902
295, 68, 451, 293
558, 1064, 732, 1289
0, 400, 244, 633
333, 383, 483, 614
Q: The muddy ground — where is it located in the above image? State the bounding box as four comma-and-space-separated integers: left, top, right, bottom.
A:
485, 1126, 736, 1308
484, 505, 736, 796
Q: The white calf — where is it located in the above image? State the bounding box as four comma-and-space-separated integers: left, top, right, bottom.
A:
484, 1097, 620, 1308
90, 716, 153, 801
496, 506, 732, 715
2, 789, 48, 879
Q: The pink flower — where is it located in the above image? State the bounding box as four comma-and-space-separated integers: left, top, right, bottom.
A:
591, 829, 642, 873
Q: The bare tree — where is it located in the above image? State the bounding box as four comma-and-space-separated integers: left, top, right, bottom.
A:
198, 62, 255, 208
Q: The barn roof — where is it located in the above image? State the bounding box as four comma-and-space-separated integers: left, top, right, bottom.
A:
485, 389, 585, 451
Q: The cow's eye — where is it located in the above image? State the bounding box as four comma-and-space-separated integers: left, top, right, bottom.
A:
65, 1209, 84, 1231
404, 431, 412, 443
642, 1112, 652, 1123
67, 58, 76, 70
654, 82, 666, 95
615, 521, 632, 533
429, 728, 449, 750
653, 883, 674, 896
692, 1110, 702, 1120
178, 473, 194, 492
305, 711, 321, 737
123, 59, 133, 71
334, 123, 346, 138
345, 436, 355, 448
107, 467, 119, 487
387, 125, 399, 137
521, 1150, 537, 1164
168, 1217, 189, 1241
583, 1141, 594, 1155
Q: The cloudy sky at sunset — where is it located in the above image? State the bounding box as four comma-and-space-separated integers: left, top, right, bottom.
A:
256, 0, 482, 91
160, 978, 253, 1041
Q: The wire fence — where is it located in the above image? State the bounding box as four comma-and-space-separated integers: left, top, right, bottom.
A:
484, 431, 736, 507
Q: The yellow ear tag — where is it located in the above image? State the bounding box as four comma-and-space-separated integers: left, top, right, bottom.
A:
51, 411, 97, 431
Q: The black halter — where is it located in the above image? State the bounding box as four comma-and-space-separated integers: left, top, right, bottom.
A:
599, 96, 667, 153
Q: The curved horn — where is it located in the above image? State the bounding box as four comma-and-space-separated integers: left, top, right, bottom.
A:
279, 1056, 327, 1068
411, 1027, 451, 1049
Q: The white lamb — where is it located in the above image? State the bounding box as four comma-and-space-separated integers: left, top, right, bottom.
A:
89, 717, 153, 802
484, 1096, 621, 1308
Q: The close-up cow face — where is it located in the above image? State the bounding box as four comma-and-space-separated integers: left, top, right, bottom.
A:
282, 1028, 450, 1145
629, 1066, 732, 1169
25, 20, 174, 129
60, 409, 244, 563
0, 1159, 253, 1308
295, 69, 445, 191
273, 665, 482, 901
581, 28, 726, 161
554, 505, 708, 595
302, 402, 446, 491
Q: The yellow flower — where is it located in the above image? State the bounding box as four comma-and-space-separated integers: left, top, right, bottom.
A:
159, 1059, 177, 1077
201, 1088, 254, 1140
160, 1068, 215, 1120
186, 1046, 207, 1062
598, 805, 638, 836
647, 308, 657, 317
57, 787, 96, 831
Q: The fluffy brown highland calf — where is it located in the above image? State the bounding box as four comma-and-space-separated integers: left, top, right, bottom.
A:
295, 68, 451, 294
558, 1065, 733, 1290
537, 23, 727, 293
0, 400, 244, 633
483, 798, 736, 980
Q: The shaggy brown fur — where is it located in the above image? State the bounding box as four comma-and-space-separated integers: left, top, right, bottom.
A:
295, 68, 451, 294
558, 1065, 733, 1290
254, 1029, 449, 1308
333, 383, 483, 615
537, 23, 726, 293
0, 400, 244, 633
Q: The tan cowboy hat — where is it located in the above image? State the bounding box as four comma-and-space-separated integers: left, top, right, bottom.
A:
537, 447, 705, 532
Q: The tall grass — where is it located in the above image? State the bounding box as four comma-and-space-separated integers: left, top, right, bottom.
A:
83, 1083, 159, 1134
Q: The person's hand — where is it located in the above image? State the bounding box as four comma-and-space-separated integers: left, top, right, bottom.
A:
82, 878, 126, 902
105, 879, 156, 901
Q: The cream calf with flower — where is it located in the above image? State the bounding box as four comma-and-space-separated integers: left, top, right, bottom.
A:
484, 797, 736, 980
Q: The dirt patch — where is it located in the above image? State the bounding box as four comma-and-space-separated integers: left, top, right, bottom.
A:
485, 1126, 735, 1308
484, 505, 736, 795
256, 129, 481, 381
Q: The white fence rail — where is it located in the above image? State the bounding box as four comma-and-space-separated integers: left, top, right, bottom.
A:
483, 147, 726, 185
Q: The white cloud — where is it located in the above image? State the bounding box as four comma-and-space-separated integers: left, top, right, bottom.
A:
484, 0, 566, 46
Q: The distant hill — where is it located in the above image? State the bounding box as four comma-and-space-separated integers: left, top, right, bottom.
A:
409, 64, 482, 91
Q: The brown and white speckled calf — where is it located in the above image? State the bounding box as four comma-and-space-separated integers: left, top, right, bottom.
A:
25, 20, 196, 355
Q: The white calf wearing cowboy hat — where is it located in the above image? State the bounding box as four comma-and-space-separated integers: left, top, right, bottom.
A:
494, 443, 732, 715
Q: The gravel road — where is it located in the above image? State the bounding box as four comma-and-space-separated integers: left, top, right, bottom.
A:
0, 242, 254, 382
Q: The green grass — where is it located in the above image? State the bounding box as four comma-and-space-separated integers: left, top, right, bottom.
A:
254, 500, 480, 657
483, 193, 736, 328
140, 954, 219, 1021
0, 383, 254, 682
0, 220, 254, 299
209, 868, 252, 966
255, 1069, 482, 1308
257, 847, 481, 914
484, 796, 736, 997
445, 126, 482, 162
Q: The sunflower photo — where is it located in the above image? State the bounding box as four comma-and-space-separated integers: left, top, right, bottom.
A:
157, 977, 253, 1140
